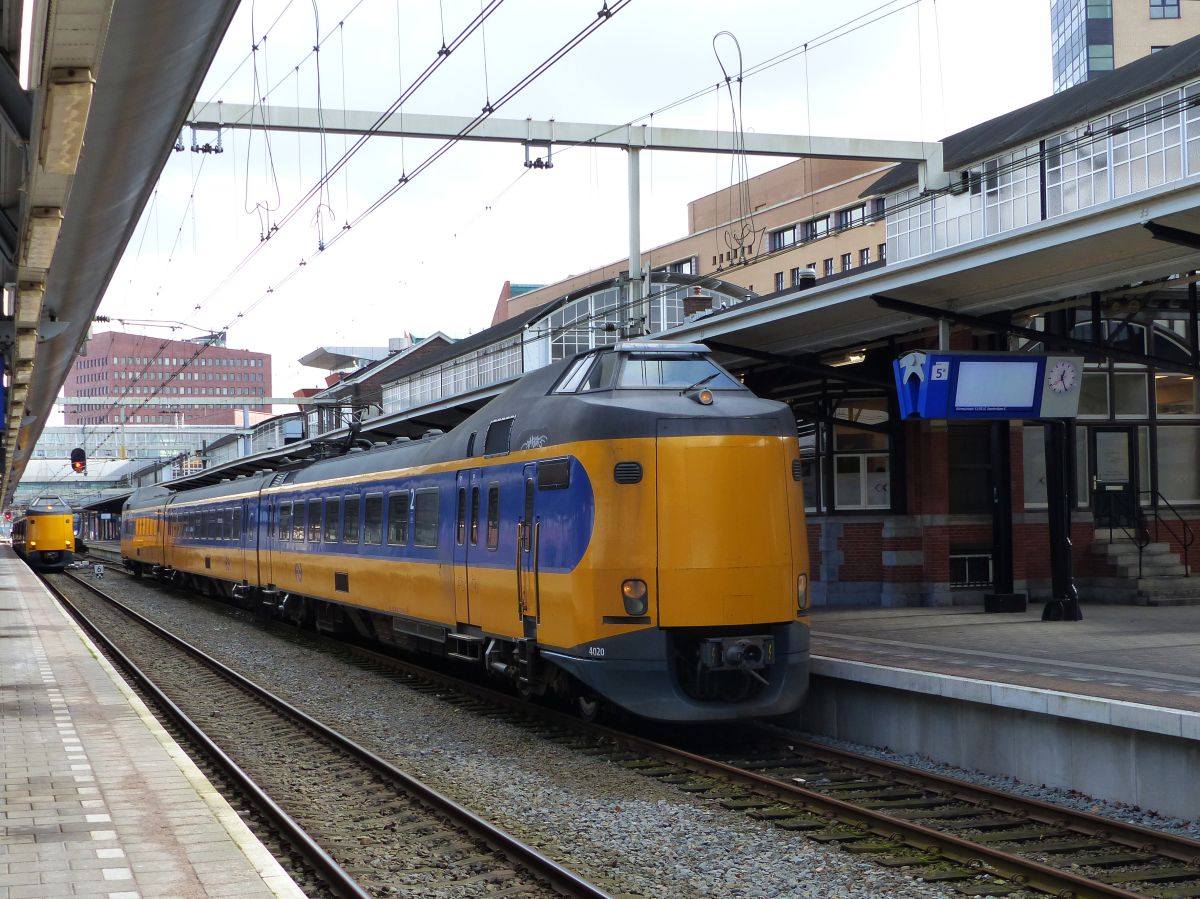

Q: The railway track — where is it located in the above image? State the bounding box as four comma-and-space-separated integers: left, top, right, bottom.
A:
44, 571, 611, 899
75, 557, 1200, 898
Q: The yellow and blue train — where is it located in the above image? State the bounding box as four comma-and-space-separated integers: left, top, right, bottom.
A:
13, 495, 77, 571
122, 341, 811, 721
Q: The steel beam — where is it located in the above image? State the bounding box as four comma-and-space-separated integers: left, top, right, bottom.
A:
189, 102, 930, 162
871, 294, 1199, 372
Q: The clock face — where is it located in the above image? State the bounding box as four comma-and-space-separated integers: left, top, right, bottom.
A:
1047, 360, 1077, 394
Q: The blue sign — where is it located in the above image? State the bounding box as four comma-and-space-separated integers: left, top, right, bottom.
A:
894, 352, 1084, 420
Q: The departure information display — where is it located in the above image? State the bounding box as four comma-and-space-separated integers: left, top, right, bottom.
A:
893, 352, 1084, 420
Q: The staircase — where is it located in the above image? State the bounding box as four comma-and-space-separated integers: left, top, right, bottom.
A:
1090, 535, 1200, 605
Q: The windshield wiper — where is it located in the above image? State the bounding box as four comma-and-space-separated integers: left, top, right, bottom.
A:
681, 372, 719, 394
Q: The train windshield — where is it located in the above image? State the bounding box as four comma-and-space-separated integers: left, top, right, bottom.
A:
615, 354, 742, 390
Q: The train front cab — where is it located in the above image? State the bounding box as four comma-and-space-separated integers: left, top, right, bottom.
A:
529, 347, 811, 723
13, 497, 76, 572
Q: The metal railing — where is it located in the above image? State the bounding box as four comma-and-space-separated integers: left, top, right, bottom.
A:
1140, 489, 1194, 577
1097, 489, 1150, 578
1097, 489, 1194, 579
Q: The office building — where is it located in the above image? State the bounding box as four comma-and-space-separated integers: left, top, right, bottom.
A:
62, 330, 272, 427
1052, 0, 1200, 93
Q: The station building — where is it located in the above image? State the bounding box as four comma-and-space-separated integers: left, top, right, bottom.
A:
487, 37, 1200, 608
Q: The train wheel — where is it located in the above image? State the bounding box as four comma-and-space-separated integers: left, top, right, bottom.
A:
576, 693, 601, 722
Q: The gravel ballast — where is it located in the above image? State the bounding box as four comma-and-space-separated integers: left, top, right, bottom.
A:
89, 575, 962, 898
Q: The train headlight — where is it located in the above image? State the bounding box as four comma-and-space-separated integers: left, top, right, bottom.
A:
796, 573, 810, 613
622, 579, 648, 616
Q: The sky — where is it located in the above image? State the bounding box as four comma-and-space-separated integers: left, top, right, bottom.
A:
95, 0, 1053, 403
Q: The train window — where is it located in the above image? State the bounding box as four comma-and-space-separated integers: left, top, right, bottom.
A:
324, 497, 341, 543
486, 484, 500, 550
456, 488, 466, 545
292, 502, 307, 542
307, 500, 321, 542
414, 489, 439, 547
343, 495, 361, 543
469, 486, 480, 545
387, 492, 410, 544
214, 512, 225, 541
278, 502, 292, 541
484, 418, 514, 455
537, 458, 571, 490
553, 355, 594, 393
466, 432, 476, 457
363, 494, 383, 545
232, 508, 242, 541
580, 353, 618, 391
616, 355, 741, 390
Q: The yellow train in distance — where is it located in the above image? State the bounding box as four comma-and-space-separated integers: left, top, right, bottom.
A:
13, 495, 77, 572
123, 341, 812, 722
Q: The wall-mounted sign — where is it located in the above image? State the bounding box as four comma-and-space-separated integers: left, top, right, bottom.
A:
893, 352, 1084, 420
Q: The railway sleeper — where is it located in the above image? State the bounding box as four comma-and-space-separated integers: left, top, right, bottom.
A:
886, 806, 999, 821
931, 816, 1031, 831
1070, 851, 1161, 867
1150, 884, 1200, 898
1098, 867, 1200, 885
956, 882, 1021, 896
915, 867, 985, 883
969, 827, 1069, 843
772, 818, 830, 832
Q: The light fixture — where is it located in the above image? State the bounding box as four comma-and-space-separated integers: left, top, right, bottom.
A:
23, 208, 63, 269
40, 69, 94, 174
10, 385, 28, 407
829, 350, 867, 367
14, 283, 43, 328
12, 361, 34, 384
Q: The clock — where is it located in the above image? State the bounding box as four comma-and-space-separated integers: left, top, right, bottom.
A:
1047, 360, 1078, 394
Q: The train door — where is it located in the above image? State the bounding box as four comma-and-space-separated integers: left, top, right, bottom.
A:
517, 464, 539, 637
452, 469, 481, 623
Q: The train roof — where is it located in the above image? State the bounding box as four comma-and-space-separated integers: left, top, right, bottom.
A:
22, 496, 73, 514
123, 341, 790, 505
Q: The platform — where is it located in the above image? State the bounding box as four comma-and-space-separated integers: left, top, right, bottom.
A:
0, 548, 303, 899
803, 604, 1200, 820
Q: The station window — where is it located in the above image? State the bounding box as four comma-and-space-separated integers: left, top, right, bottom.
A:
832, 397, 891, 510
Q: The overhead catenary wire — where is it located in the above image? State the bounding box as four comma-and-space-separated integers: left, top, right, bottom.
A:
72, 0, 624, 446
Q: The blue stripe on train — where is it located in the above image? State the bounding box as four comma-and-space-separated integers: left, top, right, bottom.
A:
151, 456, 596, 574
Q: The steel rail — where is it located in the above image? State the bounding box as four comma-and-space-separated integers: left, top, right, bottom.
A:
51, 572, 613, 899
41, 575, 373, 899
303, 642, 1162, 899
81, 556, 1192, 898
758, 726, 1200, 867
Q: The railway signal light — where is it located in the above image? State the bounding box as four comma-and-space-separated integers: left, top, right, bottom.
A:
3, 510, 10, 521
70, 447, 87, 474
